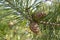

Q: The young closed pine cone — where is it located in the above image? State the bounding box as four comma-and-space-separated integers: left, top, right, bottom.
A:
32, 12, 46, 22
29, 21, 40, 34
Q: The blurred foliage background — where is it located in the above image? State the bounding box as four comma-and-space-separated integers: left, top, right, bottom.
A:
0, 0, 60, 40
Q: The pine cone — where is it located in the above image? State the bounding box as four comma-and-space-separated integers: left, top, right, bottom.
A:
32, 12, 46, 22
29, 21, 40, 34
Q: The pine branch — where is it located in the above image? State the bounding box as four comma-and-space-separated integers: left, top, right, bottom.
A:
5, 0, 60, 26
5, 0, 32, 21
39, 21, 60, 26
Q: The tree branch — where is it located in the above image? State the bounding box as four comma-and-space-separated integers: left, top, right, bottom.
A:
40, 21, 60, 26
5, 0, 32, 21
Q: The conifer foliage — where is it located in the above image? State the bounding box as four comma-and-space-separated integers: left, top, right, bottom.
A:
0, 0, 60, 40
